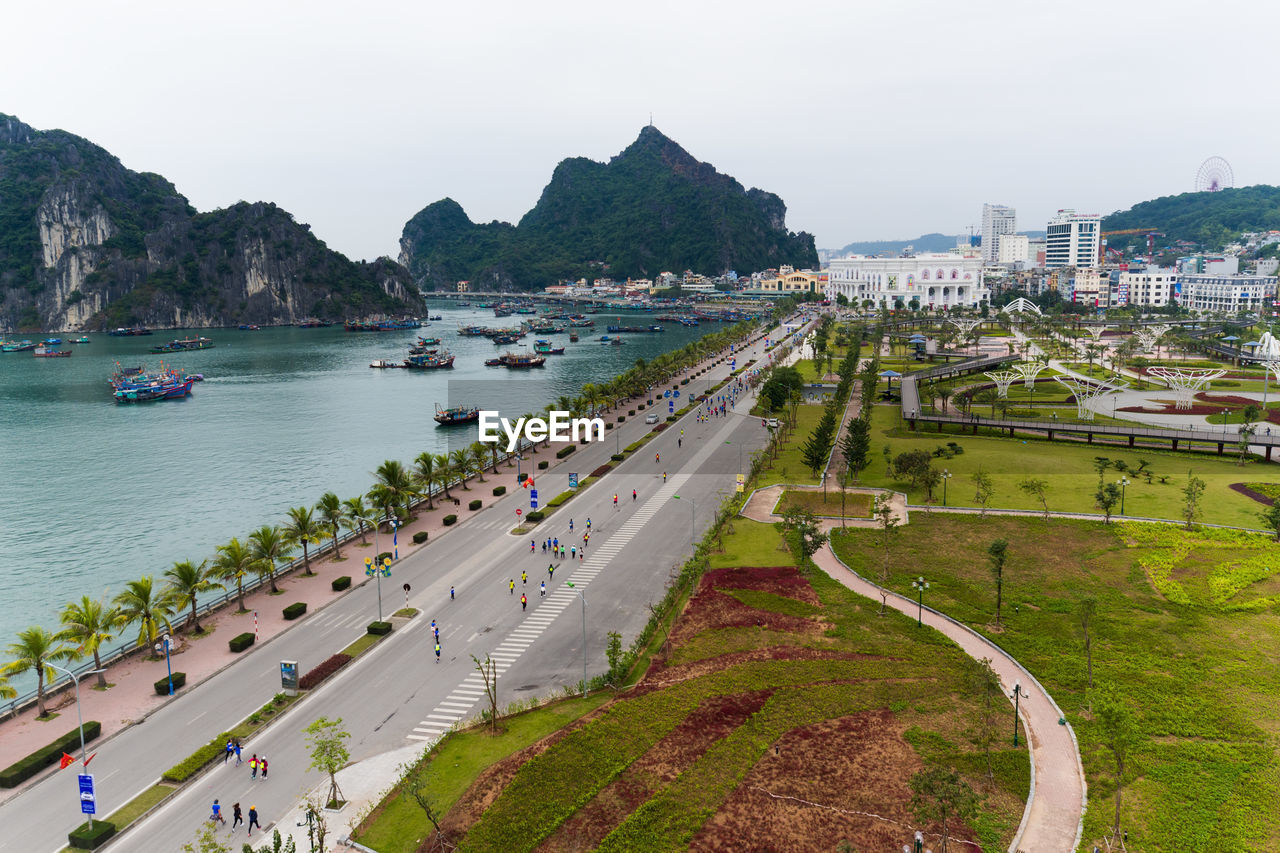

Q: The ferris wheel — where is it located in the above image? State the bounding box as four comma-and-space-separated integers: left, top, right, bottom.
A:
1195, 156, 1234, 192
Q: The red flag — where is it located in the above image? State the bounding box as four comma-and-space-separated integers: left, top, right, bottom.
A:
524, 478, 534, 489
58, 753, 75, 769
83, 753, 97, 768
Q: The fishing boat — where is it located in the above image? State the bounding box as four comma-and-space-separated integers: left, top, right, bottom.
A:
532, 339, 565, 355
42, 338, 63, 345
2, 340, 35, 352
429, 314, 443, 321
72, 336, 90, 344
417, 336, 442, 346
484, 358, 503, 366
495, 351, 546, 368
568, 317, 594, 327
369, 359, 402, 369
150, 337, 215, 354
434, 403, 480, 425
403, 351, 455, 369
492, 333, 519, 345
297, 318, 332, 328
110, 366, 195, 403
107, 327, 152, 336
237, 324, 261, 331
606, 324, 664, 333
33, 345, 72, 357
569, 332, 579, 342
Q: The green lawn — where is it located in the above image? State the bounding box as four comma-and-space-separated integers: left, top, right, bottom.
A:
861, 404, 1275, 527
707, 519, 795, 569
755, 404, 828, 487
777, 488, 873, 518
830, 515, 1280, 852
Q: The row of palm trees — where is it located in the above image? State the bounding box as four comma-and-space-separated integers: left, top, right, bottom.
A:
0, 322, 758, 718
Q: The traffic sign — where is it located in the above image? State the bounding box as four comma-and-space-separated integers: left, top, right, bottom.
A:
663, 390, 670, 398
530, 498, 539, 509
530, 489, 538, 500
78, 774, 95, 815
673, 390, 680, 398
516, 508, 522, 516
568, 473, 578, 488
668, 401, 674, 412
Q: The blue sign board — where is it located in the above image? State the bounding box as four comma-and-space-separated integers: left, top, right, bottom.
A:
673, 390, 679, 398
568, 473, 578, 488
530, 489, 538, 501
663, 390, 670, 398
78, 774, 95, 815
668, 401, 674, 412
530, 497, 538, 509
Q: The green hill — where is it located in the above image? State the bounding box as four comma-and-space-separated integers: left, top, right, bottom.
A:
1103, 185, 1280, 253
399, 126, 817, 290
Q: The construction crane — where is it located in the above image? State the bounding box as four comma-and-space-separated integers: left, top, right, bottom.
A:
1100, 228, 1163, 263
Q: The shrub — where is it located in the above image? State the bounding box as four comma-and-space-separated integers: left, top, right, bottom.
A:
666, 415, 677, 422
617, 415, 625, 422
493, 485, 507, 496
681, 378, 689, 385
68, 820, 116, 849
605, 423, 613, 430
653, 423, 668, 433
469, 499, 482, 511
161, 730, 231, 783
367, 621, 392, 636
412, 530, 429, 544
283, 602, 307, 620
538, 460, 549, 470
331, 575, 352, 592
556, 445, 576, 459
628, 409, 636, 416
229, 632, 255, 653
376, 551, 392, 564
526, 510, 546, 522
443, 514, 458, 526
591, 464, 612, 477
0, 722, 101, 788
611, 453, 624, 461
298, 653, 353, 690
153, 672, 186, 695
517, 472, 529, 483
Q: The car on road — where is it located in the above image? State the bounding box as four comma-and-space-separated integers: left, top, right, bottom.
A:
767, 417, 779, 428
645, 412, 659, 424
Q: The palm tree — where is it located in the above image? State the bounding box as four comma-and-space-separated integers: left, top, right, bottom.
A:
412, 452, 438, 510
449, 448, 472, 489
284, 505, 325, 576
214, 537, 255, 612
0, 675, 14, 702
113, 576, 175, 648
373, 459, 413, 518
434, 453, 455, 498
162, 559, 224, 634
248, 525, 293, 595
1, 627, 76, 717
315, 492, 346, 560
57, 596, 123, 689
367, 484, 400, 531
468, 442, 489, 483
342, 496, 371, 544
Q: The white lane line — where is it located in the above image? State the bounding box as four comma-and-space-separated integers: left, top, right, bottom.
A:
438, 701, 474, 709
407, 734, 433, 741
425, 713, 464, 722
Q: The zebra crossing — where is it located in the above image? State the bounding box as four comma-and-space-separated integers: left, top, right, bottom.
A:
406, 472, 690, 741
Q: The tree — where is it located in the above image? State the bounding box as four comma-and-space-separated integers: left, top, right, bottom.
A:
1, 626, 76, 717
1259, 502, 1280, 542
214, 538, 255, 613
398, 750, 445, 842
162, 559, 223, 634
315, 492, 346, 560
180, 823, 231, 853
449, 448, 472, 490
891, 450, 934, 488
412, 452, 438, 510
908, 767, 979, 853
305, 716, 351, 808
987, 539, 1009, 627
1092, 456, 1112, 485
1182, 473, 1206, 529
284, 506, 324, 576
971, 469, 994, 516
1094, 685, 1143, 839
373, 459, 414, 515
58, 596, 123, 689
242, 828, 297, 853
1078, 597, 1097, 695
1238, 422, 1257, 465
974, 388, 998, 416
1095, 482, 1121, 523
605, 631, 624, 685
966, 657, 1002, 783
874, 495, 899, 614
113, 576, 175, 648
472, 654, 500, 733
341, 496, 371, 544
1017, 477, 1050, 519
800, 428, 832, 478
248, 525, 293, 595
781, 506, 828, 561
0, 676, 13, 702
1243, 402, 1263, 423
469, 441, 489, 483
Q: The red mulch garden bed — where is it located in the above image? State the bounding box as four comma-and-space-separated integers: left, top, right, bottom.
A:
666, 586, 818, 650
703, 565, 821, 606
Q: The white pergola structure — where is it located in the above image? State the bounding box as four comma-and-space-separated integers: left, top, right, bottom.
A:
1146, 366, 1226, 409
1055, 375, 1130, 420
1086, 325, 1108, 342
1001, 297, 1041, 317
949, 317, 981, 337
984, 369, 1020, 398
1013, 360, 1046, 389
1133, 323, 1173, 354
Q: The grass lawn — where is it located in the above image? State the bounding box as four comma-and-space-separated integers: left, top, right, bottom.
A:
830, 515, 1280, 852
777, 488, 873, 518
861, 404, 1275, 527
707, 519, 795, 569
755, 404, 828, 487
354, 694, 611, 853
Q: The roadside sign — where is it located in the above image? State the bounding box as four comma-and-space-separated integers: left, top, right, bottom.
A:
78, 774, 95, 815
668, 401, 674, 412
673, 390, 679, 398
531, 497, 538, 509
568, 473, 578, 488
516, 508, 522, 516
280, 660, 298, 695
663, 390, 670, 398
530, 489, 538, 500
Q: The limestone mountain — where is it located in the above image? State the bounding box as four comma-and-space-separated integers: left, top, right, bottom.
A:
399, 126, 817, 290
1103, 185, 1280, 254
0, 113, 421, 331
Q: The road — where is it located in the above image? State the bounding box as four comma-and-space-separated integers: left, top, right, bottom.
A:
0, 319, 807, 853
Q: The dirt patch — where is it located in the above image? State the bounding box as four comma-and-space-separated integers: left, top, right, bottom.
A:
703, 566, 821, 606
1230, 482, 1276, 506
641, 646, 893, 691
667, 587, 821, 649
690, 710, 980, 853
537, 690, 774, 852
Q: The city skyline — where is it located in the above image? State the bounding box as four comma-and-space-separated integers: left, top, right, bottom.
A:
2, 0, 1270, 263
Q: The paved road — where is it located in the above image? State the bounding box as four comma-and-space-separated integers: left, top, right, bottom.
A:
2, 321, 805, 853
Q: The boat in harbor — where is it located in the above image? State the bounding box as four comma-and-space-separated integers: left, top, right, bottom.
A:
150, 336, 215, 353
42, 338, 63, 345
370, 359, 403, 369
107, 327, 153, 336
417, 336, 441, 346
404, 351, 455, 369
296, 319, 333, 328
569, 332, 579, 342
237, 324, 261, 331
434, 403, 480, 425
72, 336, 91, 344
2, 340, 36, 352
493, 351, 546, 368
492, 334, 520, 345
533, 339, 565, 355
109, 365, 195, 403
33, 345, 72, 357
606, 324, 664, 333
344, 317, 422, 332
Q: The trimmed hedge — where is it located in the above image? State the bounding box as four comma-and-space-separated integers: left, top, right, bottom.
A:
591, 464, 612, 477
282, 602, 307, 620
526, 510, 546, 522
538, 460, 549, 470
443, 514, 458, 526
229, 632, 255, 653
556, 445, 576, 458
547, 490, 575, 509
299, 653, 353, 690
628, 409, 636, 416
611, 454, 624, 461
331, 575, 352, 592
517, 473, 529, 483
162, 730, 232, 783
469, 499, 482, 511
617, 415, 625, 422
666, 415, 677, 422
493, 485, 507, 496
68, 819, 116, 849
0, 722, 101, 788
605, 423, 613, 430
412, 530, 429, 544
153, 672, 186, 695
367, 621, 392, 636
376, 551, 392, 565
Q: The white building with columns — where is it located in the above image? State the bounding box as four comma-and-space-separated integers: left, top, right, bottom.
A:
824, 252, 988, 310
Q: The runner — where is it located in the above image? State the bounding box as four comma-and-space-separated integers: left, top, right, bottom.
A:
509, 578, 515, 595
569, 518, 574, 532
522, 570, 528, 585
260, 756, 268, 780
435, 642, 441, 662
247, 805, 261, 838
210, 799, 225, 825
540, 581, 546, 597
450, 586, 455, 601
521, 593, 527, 611
530, 539, 535, 552
632, 489, 637, 501
613, 494, 618, 509
231, 802, 243, 831
663, 471, 667, 483
249, 754, 258, 779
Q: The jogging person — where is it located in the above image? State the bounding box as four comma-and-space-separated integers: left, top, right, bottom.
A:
570, 545, 576, 560
249, 754, 258, 779
586, 517, 591, 530
655, 451, 660, 464
530, 539, 535, 552
521, 593, 527, 611
549, 562, 555, 579
613, 494, 618, 509
540, 581, 546, 597
663, 471, 667, 483
569, 518, 573, 532
522, 570, 528, 585
248, 806, 261, 838
210, 799, 225, 825
450, 586, 455, 601
231, 802, 243, 831
260, 756, 268, 779
509, 578, 515, 595
632, 489, 637, 501
435, 642, 441, 662
224, 739, 234, 764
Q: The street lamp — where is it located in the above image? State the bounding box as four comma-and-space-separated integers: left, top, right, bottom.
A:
941, 470, 952, 506
365, 556, 392, 621
1118, 476, 1129, 516
672, 494, 695, 546
1011, 682, 1030, 747
47, 663, 104, 829
1223, 409, 1229, 434
153, 633, 173, 696
565, 581, 587, 696
911, 576, 929, 627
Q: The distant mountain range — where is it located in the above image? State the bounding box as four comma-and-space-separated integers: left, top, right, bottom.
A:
0, 113, 421, 331
399, 126, 818, 290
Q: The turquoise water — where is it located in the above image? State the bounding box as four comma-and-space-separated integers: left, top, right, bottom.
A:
0, 305, 717, 692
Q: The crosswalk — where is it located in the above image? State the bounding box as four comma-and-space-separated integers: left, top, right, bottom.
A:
406, 472, 691, 741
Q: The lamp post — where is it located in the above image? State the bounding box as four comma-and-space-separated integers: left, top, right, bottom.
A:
47, 663, 104, 828
153, 633, 173, 696
911, 576, 929, 627
673, 494, 695, 546
1011, 682, 1029, 746
1118, 476, 1129, 516
1223, 409, 1229, 434
941, 469, 952, 506
566, 581, 587, 696
365, 556, 392, 621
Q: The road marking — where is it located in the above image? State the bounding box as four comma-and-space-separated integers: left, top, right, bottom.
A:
437, 700, 474, 709
426, 712, 465, 722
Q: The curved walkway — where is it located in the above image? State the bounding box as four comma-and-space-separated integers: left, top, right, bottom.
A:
812, 543, 1086, 853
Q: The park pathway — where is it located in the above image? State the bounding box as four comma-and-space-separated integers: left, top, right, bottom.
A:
812, 542, 1086, 853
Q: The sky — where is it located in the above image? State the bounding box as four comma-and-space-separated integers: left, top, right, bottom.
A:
2, 0, 1274, 260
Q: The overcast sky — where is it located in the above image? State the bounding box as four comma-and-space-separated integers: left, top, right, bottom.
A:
3, 1, 1272, 260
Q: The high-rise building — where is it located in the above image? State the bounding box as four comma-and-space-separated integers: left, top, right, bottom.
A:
1045, 210, 1101, 268
980, 204, 1016, 264
996, 234, 1029, 264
